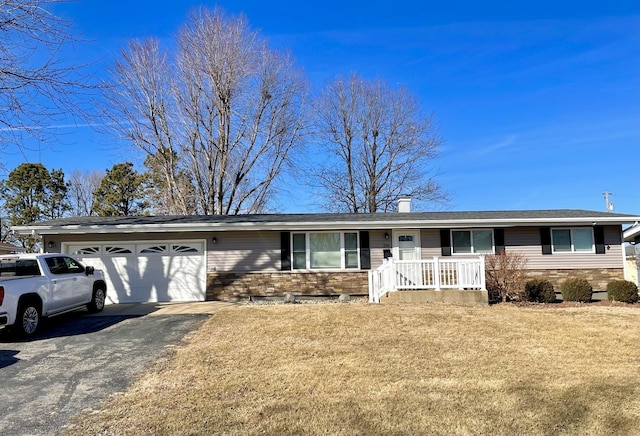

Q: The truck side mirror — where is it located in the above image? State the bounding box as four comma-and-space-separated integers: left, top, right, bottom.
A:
85, 266, 95, 276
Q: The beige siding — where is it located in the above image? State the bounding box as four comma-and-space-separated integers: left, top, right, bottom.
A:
420, 229, 441, 258
47, 224, 625, 275
370, 229, 391, 268
208, 231, 280, 272
505, 226, 622, 270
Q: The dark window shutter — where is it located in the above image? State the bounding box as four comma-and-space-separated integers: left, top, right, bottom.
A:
594, 226, 605, 254
440, 229, 451, 256
281, 232, 291, 270
359, 231, 371, 270
540, 227, 552, 255
494, 228, 505, 254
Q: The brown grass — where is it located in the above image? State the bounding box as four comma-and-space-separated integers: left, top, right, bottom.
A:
62, 303, 640, 436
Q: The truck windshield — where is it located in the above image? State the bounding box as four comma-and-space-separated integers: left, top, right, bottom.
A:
0, 259, 41, 277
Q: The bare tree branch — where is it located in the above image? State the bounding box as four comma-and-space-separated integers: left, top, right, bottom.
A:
68, 169, 103, 216
312, 73, 447, 213
0, 0, 94, 153
102, 7, 308, 215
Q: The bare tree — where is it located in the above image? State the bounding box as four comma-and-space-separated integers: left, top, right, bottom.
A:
103, 7, 307, 215
0, 0, 91, 151
313, 73, 446, 213
144, 148, 197, 215
68, 169, 103, 216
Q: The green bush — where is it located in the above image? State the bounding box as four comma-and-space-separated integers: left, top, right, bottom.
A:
524, 279, 556, 303
560, 278, 593, 302
606, 280, 639, 303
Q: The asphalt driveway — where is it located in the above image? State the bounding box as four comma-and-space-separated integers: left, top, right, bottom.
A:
0, 302, 234, 436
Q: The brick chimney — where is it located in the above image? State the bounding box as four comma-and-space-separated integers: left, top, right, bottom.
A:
397, 196, 411, 213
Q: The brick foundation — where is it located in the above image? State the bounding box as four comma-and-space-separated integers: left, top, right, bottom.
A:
206, 271, 369, 301
525, 268, 624, 291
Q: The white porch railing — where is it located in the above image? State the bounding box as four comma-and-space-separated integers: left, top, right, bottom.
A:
368, 256, 486, 303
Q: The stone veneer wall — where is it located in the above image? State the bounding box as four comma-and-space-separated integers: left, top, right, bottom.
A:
207, 271, 369, 301
206, 268, 624, 301
525, 268, 624, 291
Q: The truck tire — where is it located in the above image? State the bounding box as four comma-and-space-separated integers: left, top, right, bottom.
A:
87, 287, 106, 313
16, 301, 41, 337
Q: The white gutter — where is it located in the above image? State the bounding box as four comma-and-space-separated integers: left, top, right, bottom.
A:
13, 216, 640, 235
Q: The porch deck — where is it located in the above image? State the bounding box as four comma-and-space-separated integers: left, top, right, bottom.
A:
368, 256, 487, 305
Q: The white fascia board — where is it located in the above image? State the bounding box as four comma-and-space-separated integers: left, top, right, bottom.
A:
623, 223, 640, 241
13, 215, 640, 235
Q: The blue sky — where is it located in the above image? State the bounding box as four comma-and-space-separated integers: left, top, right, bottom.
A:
3, 0, 639, 214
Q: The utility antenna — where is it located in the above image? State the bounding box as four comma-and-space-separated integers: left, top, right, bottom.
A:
603, 190, 614, 213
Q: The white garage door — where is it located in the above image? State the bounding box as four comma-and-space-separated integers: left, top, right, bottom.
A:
65, 240, 206, 304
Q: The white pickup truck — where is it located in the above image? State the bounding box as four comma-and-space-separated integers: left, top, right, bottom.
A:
0, 253, 107, 336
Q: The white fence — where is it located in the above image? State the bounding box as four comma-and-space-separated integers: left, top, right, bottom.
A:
368, 256, 486, 303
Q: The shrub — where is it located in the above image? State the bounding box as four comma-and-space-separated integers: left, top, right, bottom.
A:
560, 278, 593, 302
606, 280, 639, 303
524, 279, 556, 303
484, 252, 528, 303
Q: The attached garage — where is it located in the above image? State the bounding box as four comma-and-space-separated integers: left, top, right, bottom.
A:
63, 240, 206, 303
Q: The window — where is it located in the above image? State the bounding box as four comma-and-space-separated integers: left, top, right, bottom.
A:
310, 233, 341, 268
451, 230, 493, 254
292, 234, 306, 269
45, 256, 84, 275
138, 244, 167, 254
344, 233, 359, 269
292, 232, 359, 270
0, 259, 40, 277
72, 246, 100, 256
105, 246, 134, 255
64, 257, 85, 273
552, 228, 594, 253
172, 244, 200, 254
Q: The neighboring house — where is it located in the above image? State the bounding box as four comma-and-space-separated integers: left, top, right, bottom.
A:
623, 224, 640, 286
0, 242, 26, 255
12, 206, 640, 304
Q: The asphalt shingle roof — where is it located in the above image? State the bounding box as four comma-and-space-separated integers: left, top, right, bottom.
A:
21, 209, 640, 228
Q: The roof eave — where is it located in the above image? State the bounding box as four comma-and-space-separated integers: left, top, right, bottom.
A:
13, 215, 640, 235
623, 224, 640, 242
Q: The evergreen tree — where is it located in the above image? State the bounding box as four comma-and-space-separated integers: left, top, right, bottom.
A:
0, 163, 69, 251
45, 169, 71, 219
93, 162, 149, 216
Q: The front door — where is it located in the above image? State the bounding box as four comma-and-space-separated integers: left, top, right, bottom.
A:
393, 230, 421, 286
394, 230, 421, 260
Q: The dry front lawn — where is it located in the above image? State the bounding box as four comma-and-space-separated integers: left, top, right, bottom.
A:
63, 303, 640, 435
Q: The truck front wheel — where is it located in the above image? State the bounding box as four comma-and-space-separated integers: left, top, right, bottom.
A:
16, 302, 40, 336
87, 287, 106, 313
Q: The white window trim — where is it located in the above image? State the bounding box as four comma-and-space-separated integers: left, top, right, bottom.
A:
291, 231, 360, 271
551, 228, 595, 254
451, 229, 495, 255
